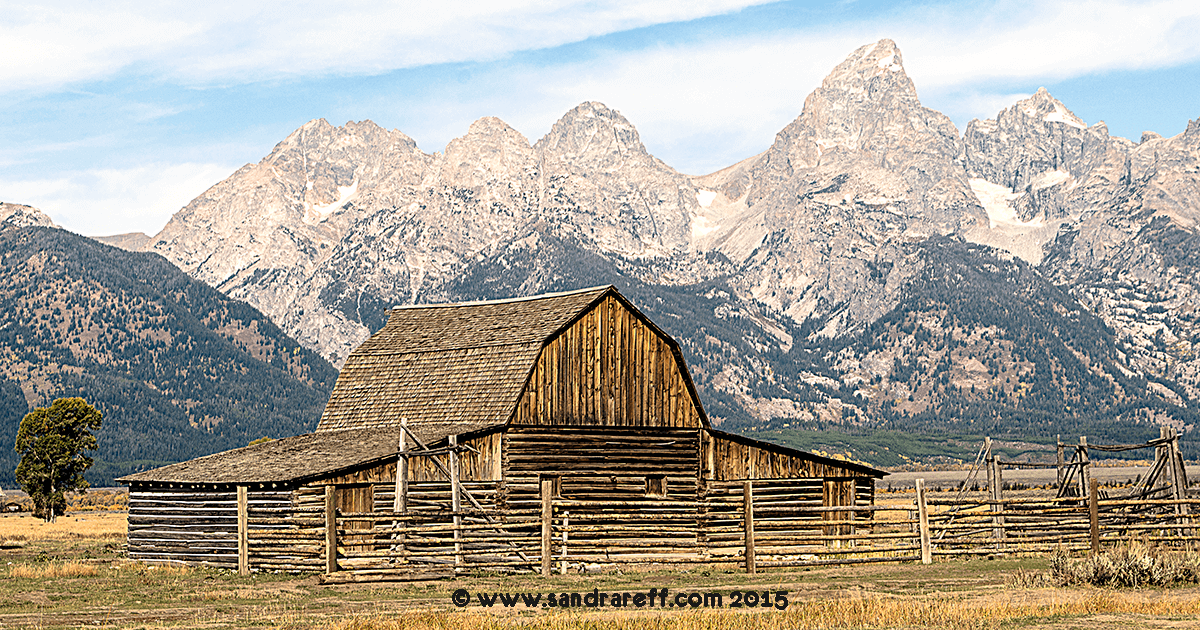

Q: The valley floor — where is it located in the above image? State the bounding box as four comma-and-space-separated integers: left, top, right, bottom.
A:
1, 512, 1198, 629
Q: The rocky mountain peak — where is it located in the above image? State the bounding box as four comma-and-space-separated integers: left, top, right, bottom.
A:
740, 38, 973, 239
535, 101, 650, 165
751, 39, 961, 184
452, 117, 530, 168
962, 87, 1115, 210
440, 116, 534, 185
0, 202, 56, 229
819, 38, 915, 100
1016, 87, 1088, 129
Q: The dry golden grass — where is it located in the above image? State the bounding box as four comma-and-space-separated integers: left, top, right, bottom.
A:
8, 560, 100, 578
309, 591, 1200, 630
0, 511, 126, 541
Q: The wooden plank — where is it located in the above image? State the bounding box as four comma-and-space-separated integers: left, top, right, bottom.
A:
541, 478, 553, 577
744, 480, 755, 574
450, 434, 462, 570
325, 485, 337, 574
916, 478, 931, 565
396, 419, 409, 512
1089, 478, 1100, 554
237, 485, 249, 576
1079, 436, 1090, 501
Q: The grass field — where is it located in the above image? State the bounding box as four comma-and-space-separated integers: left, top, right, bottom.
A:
2, 511, 1199, 629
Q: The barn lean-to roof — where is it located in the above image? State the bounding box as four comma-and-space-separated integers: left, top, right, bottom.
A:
118, 423, 494, 485
708, 428, 887, 479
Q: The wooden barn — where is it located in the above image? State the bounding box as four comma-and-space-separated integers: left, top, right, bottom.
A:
120, 286, 885, 574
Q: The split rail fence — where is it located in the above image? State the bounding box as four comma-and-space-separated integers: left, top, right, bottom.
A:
219, 477, 1197, 582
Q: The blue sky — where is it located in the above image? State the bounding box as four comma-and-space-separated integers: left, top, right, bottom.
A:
2, 0, 1199, 236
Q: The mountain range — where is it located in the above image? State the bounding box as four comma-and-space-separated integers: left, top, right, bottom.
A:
8, 38, 1196, 471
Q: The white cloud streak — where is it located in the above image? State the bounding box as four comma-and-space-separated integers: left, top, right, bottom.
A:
0, 163, 236, 235
0, 0, 774, 91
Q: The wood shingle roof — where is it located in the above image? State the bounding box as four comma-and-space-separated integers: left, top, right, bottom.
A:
117, 423, 489, 485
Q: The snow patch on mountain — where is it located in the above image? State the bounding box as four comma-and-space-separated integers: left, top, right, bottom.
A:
969, 178, 1042, 228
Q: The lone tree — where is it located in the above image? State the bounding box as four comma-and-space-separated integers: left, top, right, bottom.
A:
14, 397, 102, 522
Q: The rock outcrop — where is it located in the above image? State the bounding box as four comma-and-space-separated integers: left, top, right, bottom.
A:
0, 202, 56, 228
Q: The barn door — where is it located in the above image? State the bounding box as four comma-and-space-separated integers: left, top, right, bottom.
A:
822, 478, 855, 546
336, 484, 375, 552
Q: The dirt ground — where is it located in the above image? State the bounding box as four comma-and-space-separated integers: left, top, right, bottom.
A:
2, 511, 1198, 629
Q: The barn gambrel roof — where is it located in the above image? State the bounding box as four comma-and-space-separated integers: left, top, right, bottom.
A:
317, 285, 708, 432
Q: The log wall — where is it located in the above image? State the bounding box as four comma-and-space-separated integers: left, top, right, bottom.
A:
502, 426, 701, 508
502, 425, 701, 562
512, 295, 703, 428
127, 485, 293, 569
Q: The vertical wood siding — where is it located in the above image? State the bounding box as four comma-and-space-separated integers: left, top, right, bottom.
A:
708, 433, 868, 480
313, 430, 503, 485
512, 296, 702, 428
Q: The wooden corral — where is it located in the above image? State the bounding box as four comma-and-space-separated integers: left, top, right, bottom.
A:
120, 286, 885, 574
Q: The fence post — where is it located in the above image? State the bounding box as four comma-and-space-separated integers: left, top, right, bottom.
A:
561, 511, 569, 575
986, 438, 1004, 541
1088, 478, 1100, 554
916, 478, 931, 565
540, 478, 553, 577
1056, 435, 1065, 489
325, 485, 338, 574
449, 434, 462, 570
1167, 428, 1186, 499
1166, 429, 1190, 537
237, 485, 249, 576
744, 480, 756, 574
1078, 437, 1090, 501
394, 420, 408, 555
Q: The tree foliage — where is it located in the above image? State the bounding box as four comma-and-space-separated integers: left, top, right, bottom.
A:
14, 397, 102, 521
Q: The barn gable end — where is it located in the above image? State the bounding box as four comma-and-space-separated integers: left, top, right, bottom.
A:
512, 293, 704, 428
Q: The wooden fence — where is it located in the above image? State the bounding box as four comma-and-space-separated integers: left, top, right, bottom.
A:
927, 479, 1198, 556
220, 478, 1197, 581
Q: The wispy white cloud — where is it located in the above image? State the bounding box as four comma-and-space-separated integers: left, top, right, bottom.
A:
0, 0, 774, 92
0, 163, 236, 235
898, 0, 1200, 88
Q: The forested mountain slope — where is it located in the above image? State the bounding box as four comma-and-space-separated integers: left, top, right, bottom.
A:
0, 224, 337, 485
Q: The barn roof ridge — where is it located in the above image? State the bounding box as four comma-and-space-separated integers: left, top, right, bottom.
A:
391, 285, 614, 311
